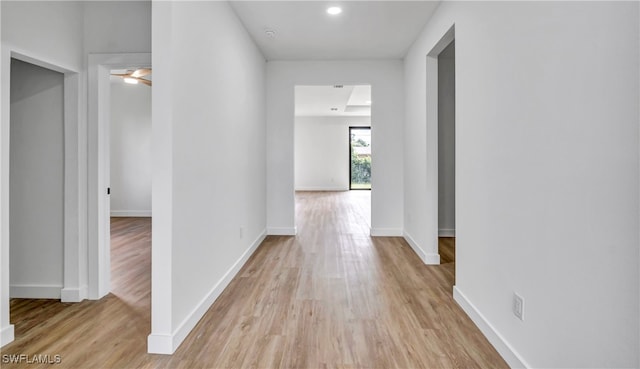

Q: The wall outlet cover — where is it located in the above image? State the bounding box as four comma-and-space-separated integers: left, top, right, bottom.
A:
513, 293, 524, 321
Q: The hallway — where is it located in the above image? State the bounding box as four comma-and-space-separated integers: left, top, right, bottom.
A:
3, 192, 506, 368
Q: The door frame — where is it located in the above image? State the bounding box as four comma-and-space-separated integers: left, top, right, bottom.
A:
87, 53, 151, 300
1, 47, 82, 347
426, 25, 455, 264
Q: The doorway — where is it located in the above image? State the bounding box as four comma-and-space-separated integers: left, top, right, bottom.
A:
87, 53, 151, 300
3, 51, 83, 346
108, 70, 152, 298
9, 58, 65, 299
349, 127, 372, 190
437, 41, 456, 263
293, 84, 372, 227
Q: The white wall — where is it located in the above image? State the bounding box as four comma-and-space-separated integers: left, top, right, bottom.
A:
1, 1, 83, 71
267, 61, 404, 236
295, 116, 369, 191
9, 59, 64, 299
84, 1, 151, 54
110, 79, 151, 216
149, 1, 266, 354
438, 42, 455, 236
405, 2, 639, 367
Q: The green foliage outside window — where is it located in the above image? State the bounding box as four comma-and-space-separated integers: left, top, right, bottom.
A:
351, 149, 371, 186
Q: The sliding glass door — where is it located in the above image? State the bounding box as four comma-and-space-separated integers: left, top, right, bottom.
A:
349, 127, 371, 190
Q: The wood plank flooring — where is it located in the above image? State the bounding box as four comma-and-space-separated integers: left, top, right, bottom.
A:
439, 237, 456, 265
2, 192, 507, 368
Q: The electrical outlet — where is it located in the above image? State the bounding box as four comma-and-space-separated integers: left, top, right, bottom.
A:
513, 293, 524, 321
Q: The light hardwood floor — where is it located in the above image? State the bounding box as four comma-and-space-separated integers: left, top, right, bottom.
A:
2, 192, 506, 368
438, 237, 455, 265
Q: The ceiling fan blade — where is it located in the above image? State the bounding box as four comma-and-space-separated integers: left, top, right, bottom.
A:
138, 78, 152, 87
111, 73, 131, 77
131, 68, 151, 78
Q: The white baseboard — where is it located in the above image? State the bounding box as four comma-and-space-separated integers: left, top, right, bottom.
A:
424, 253, 441, 264
10, 284, 62, 299
403, 231, 426, 260
147, 333, 173, 355
403, 231, 440, 265
267, 227, 297, 236
438, 229, 455, 237
61, 285, 87, 302
148, 229, 267, 355
111, 210, 151, 217
453, 287, 529, 369
1, 324, 15, 348
370, 228, 403, 237
295, 187, 348, 192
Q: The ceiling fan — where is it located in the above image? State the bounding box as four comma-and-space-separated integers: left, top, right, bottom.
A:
111, 68, 152, 86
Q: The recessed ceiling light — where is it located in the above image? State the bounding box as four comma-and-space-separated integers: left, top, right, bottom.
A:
365, 100, 372, 105
264, 29, 276, 38
327, 6, 342, 15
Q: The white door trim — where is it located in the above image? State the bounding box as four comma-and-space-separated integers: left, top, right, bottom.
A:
425, 25, 455, 265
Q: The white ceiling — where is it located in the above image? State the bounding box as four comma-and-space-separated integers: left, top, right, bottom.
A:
295, 85, 371, 116
229, 1, 441, 60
